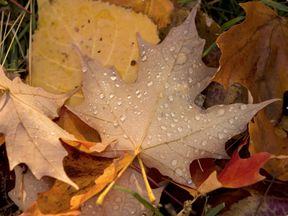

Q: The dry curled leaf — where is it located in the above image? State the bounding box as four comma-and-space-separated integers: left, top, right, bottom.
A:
0, 68, 79, 188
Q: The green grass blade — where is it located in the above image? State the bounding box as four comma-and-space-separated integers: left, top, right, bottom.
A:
221, 16, 245, 31
112, 185, 164, 216
202, 42, 217, 58
206, 203, 225, 216
261, 0, 288, 13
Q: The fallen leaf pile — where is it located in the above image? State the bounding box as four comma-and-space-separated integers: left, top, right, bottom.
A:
2, 0, 288, 215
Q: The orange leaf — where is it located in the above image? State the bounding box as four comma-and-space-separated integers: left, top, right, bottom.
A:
212, 1, 287, 121
102, 0, 174, 29
70, 152, 133, 208
249, 110, 288, 181
20, 202, 80, 216
35, 144, 114, 214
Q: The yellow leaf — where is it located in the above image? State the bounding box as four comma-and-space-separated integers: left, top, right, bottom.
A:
32, 0, 159, 106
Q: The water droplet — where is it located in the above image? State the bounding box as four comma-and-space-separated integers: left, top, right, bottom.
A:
217, 109, 225, 116
123, 133, 128, 139
82, 66, 88, 72
157, 116, 162, 121
218, 133, 224, 139
109, 94, 114, 99
240, 104, 247, 110
141, 55, 147, 62
35, 125, 39, 129
170, 46, 175, 51
113, 205, 119, 210
110, 75, 117, 81
147, 81, 153, 87
99, 93, 104, 99
195, 116, 200, 121
171, 112, 175, 117
188, 77, 193, 83
120, 115, 126, 121
177, 126, 183, 132
176, 53, 187, 64
172, 160, 177, 166
229, 118, 235, 124
187, 179, 193, 184
161, 125, 167, 130
201, 140, 207, 146
93, 110, 97, 115
188, 104, 193, 109
165, 83, 169, 89
183, 30, 188, 34
114, 197, 122, 203
167, 132, 172, 137
171, 123, 175, 127
168, 95, 174, 101
175, 168, 182, 176
160, 154, 165, 159
223, 129, 228, 133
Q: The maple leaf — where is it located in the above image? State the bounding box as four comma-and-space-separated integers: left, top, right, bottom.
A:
196, 139, 288, 194
102, 0, 174, 29
67, 2, 277, 187
31, 0, 159, 106
211, 1, 288, 122
0, 68, 79, 188
249, 110, 288, 181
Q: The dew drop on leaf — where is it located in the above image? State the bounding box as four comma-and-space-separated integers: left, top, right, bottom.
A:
240, 104, 247, 110
175, 168, 182, 176
172, 159, 177, 166
176, 127, 183, 133
120, 115, 126, 121
176, 53, 188, 64
169, 46, 175, 52
110, 75, 117, 81
161, 125, 167, 130
201, 140, 207, 146
82, 66, 88, 72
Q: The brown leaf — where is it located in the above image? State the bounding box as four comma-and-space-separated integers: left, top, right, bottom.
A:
102, 0, 174, 29
31, 0, 159, 106
212, 1, 288, 122
249, 110, 288, 181
67, 2, 277, 187
0, 68, 79, 188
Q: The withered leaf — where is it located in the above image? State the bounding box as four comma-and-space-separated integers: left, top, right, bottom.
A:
67, 2, 277, 187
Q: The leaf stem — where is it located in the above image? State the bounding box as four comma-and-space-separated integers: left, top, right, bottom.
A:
137, 155, 156, 203
96, 146, 142, 205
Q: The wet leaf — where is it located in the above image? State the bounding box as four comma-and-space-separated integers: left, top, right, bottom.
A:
67, 2, 277, 187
